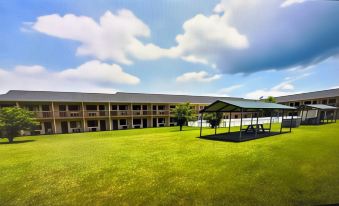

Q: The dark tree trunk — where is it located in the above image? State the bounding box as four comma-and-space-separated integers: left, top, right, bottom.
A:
8, 137, 14, 143
180, 125, 183, 131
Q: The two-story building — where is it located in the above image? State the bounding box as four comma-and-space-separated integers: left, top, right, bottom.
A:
0, 90, 243, 135
276, 88, 339, 118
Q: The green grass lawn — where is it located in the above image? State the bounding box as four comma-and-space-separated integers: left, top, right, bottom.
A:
1, 123, 339, 205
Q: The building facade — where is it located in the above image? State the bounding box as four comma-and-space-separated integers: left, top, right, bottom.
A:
0, 90, 243, 135
276, 88, 339, 118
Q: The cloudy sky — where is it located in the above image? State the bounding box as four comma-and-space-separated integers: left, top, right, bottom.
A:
0, 0, 338, 99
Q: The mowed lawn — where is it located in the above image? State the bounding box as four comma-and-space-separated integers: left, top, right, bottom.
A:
1, 123, 339, 206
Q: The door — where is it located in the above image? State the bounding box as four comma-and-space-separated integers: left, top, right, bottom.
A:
112, 120, 118, 130
44, 122, 53, 134
153, 118, 157, 127
61, 121, 68, 134
143, 119, 148, 128
100, 120, 107, 131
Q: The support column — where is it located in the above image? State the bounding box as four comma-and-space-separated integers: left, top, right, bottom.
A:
214, 113, 217, 135
255, 112, 259, 138
200, 112, 203, 137
108, 102, 112, 131
81, 102, 86, 132
239, 109, 243, 141
289, 111, 294, 133
280, 110, 284, 133
51, 102, 57, 134
269, 111, 273, 134
228, 112, 231, 133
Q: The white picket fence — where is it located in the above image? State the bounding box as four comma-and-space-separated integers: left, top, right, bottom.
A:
188, 117, 286, 127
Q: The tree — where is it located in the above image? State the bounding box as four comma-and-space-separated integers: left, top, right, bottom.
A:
171, 102, 196, 131
204, 112, 223, 128
262, 96, 277, 103
0, 107, 38, 143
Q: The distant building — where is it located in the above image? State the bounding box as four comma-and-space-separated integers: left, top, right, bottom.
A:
0, 90, 243, 135
276, 88, 339, 118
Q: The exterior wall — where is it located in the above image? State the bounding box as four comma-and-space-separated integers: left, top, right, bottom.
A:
277, 96, 339, 119
0, 101, 212, 135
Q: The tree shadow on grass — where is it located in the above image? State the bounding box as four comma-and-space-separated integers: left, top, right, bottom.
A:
0, 140, 35, 145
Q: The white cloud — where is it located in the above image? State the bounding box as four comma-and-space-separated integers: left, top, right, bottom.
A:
245, 82, 297, 99
218, 84, 244, 94
281, 0, 305, 8
176, 71, 221, 83
58, 60, 139, 85
29, 9, 248, 68
30, 10, 175, 65
14, 65, 46, 74
0, 61, 139, 94
172, 12, 249, 67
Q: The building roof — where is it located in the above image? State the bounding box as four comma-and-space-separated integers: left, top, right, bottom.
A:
276, 88, 339, 102
302, 104, 337, 110
201, 99, 295, 113
0, 90, 243, 104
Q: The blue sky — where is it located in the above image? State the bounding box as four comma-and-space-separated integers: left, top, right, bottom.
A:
0, 0, 338, 99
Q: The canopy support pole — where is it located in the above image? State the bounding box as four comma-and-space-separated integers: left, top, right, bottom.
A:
255, 112, 259, 138
280, 110, 284, 134
228, 112, 231, 133
200, 112, 203, 137
269, 111, 273, 134
305, 109, 309, 124
335, 110, 337, 123
215, 113, 217, 135
239, 108, 243, 141
289, 111, 293, 133
251, 112, 253, 125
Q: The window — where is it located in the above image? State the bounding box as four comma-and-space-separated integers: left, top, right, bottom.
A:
112, 105, 118, 110
59, 105, 66, 111
329, 99, 336, 104
119, 105, 128, 110
244, 115, 248, 118
304, 101, 311, 105
234, 115, 238, 119
158, 105, 165, 110
295, 102, 300, 107
42, 105, 50, 111
289, 102, 294, 106
322, 99, 328, 104
153, 105, 157, 110
142, 105, 148, 110
170, 105, 176, 109
312, 100, 317, 104
120, 119, 127, 126
170, 117, 176, 122
70, 121, 79, 128
86, 105, 97, 110
26, 105, 38, 111
68, 105, 80, 111
133, 105, 141, 110
133, 119, 141, 125
87, 120, 98, 127
158, 118, 165, 123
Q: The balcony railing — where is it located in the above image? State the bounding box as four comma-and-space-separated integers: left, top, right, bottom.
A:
33, 110, 174, 119
34, 111, 53, 119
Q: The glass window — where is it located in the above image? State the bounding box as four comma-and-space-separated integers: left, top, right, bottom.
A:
70, 121, 78, 128
86, 105, 97, 110
329, 99, 336, 104
133, 119, 141, 125
68, 105, 80, 111
87, 120, 98, 127
112, 105, 118, 110
119, 105, 128, 110
120, 119, 127, 125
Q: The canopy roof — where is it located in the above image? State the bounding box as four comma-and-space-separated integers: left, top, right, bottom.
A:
200, 99, 295, 113
301, 104, 337, 110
